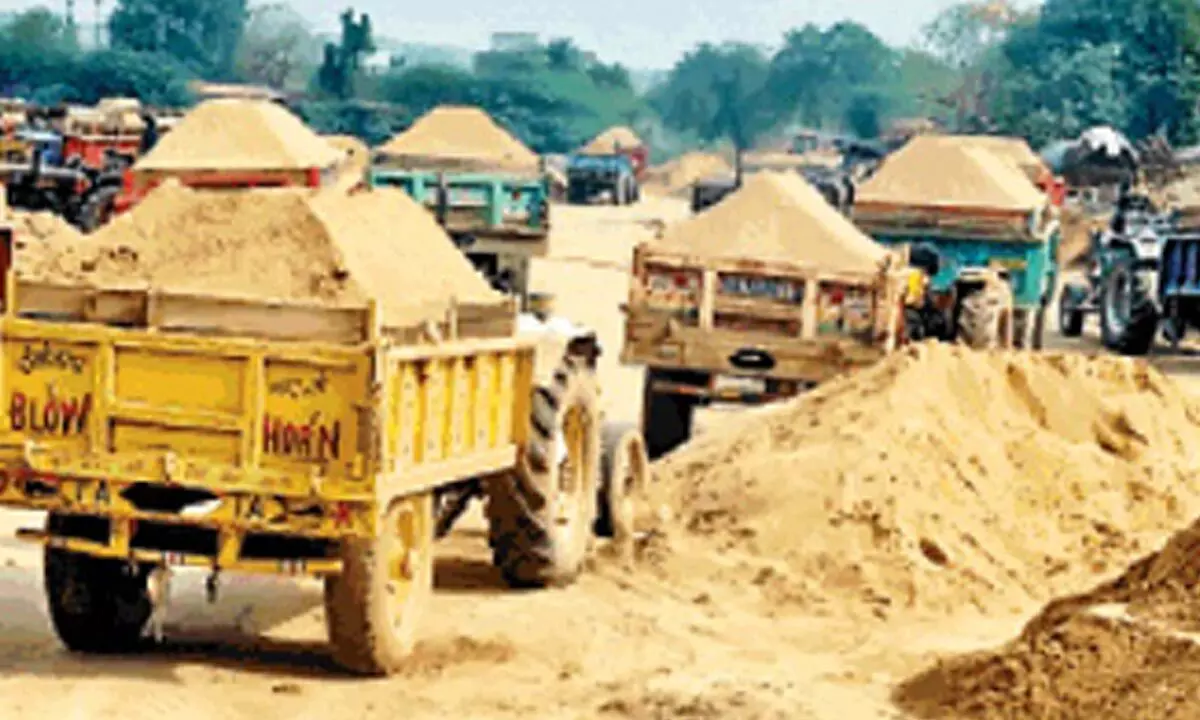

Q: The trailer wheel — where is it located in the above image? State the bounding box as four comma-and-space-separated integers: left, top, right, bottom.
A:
642, 369, 696, 460
487, 358, 601, 588
1058, 288, 1085, 338
956, 281, 1013, 350
44, 545, 153, 654
567, 183, 588, 205
594, 421, 650, 539
325, 492, 434, 676
1031, 304, 1047, 350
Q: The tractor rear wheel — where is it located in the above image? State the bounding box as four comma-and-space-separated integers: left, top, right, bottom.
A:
487, 356, 601, 588
1099, 262, 1158, 356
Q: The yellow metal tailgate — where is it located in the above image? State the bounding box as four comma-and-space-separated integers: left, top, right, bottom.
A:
0, 318, 374, 573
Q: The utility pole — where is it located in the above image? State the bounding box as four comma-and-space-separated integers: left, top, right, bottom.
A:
64, 0, 76, 40
94, 0, 103, 48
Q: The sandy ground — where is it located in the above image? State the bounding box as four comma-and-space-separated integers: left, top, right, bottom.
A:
1, 196, 1197, 719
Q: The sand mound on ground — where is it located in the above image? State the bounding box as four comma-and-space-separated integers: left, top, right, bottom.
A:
134, 99, 341, 171
651, 342, 1200, 621
894, 514, 1200, 719
24, 182, 501, 326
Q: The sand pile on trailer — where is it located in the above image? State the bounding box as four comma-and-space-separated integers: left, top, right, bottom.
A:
325, 134, 370, 191
922, 134, 1050, 184
375, 105, 540, 173
894, 514, 1200, 719
24, 182, 502, 324
579, 126, 642, 154
651, 342, 1200, 623
655, 170, 891, 273
6, 210, 83, 275
857, 139, 1047, 210
133, 98, 342, 171
645, 151, 731, 195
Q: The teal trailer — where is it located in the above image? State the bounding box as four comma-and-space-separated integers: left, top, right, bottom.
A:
368, 167, 552, 308
368, 168, 550, 240
854, 205, 1061, 349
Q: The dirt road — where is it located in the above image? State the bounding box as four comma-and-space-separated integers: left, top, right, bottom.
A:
0, 198, 1196, 720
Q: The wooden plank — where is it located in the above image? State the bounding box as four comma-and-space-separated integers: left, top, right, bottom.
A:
16, 281, 149, 324
151, 293, 370, 344
636, 245, 894, 285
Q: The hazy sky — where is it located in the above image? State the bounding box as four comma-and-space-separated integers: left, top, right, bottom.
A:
2, 0, 1041, 68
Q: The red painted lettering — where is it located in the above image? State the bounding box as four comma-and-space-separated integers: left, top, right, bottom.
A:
10, 391, 25, 431
262, 415, 341, 461
8, 392, 91, 435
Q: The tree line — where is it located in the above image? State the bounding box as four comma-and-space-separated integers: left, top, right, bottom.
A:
1, 0, 1198, 155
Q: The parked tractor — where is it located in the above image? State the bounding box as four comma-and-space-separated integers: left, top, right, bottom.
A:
566, 153, 640, 205
1058, 189, 1171, 354
2, 129, 130, 232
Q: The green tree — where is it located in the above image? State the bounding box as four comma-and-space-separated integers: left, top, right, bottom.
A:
991, 0, 1200, 144
108, 0, 247, 78
765, 22, 897, 134
315, 8, 375, 99
3, 7, 77, 53
236, 4, 318, 90
650, 42, 774, 150
921, 0, 1026, 68
545, 38, 583, 71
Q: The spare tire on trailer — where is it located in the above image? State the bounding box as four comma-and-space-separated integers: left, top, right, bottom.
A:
44, 541, 154, 654
486, 355, 601, 588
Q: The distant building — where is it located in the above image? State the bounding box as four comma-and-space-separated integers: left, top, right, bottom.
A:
490, 32, 539, 52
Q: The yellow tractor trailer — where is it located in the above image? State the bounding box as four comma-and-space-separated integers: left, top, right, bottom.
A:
0, 187, 646, 676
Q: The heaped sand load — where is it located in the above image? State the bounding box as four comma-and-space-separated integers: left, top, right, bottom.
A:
894, 514, 1200, 720
580, 126, 642, 154
655, 170, 891, 273
643, 151, 732, 196
374, 105, 540, 173
133, 98, 342, 171
651, 342, 1200, 622
856, 139, 1047, 211
915, 135, 1050, 186
6, 210, 82, 269
24, 181, 502, 327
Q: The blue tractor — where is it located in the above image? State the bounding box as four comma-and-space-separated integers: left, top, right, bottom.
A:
565, 153, 639, 206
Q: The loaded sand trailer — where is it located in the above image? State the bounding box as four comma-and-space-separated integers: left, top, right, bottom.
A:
0, 184, 645, 676
622, 172, 908, 459
853, 136, 1061, 350
370, 106, 550, 307
114, 99, 346, 215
